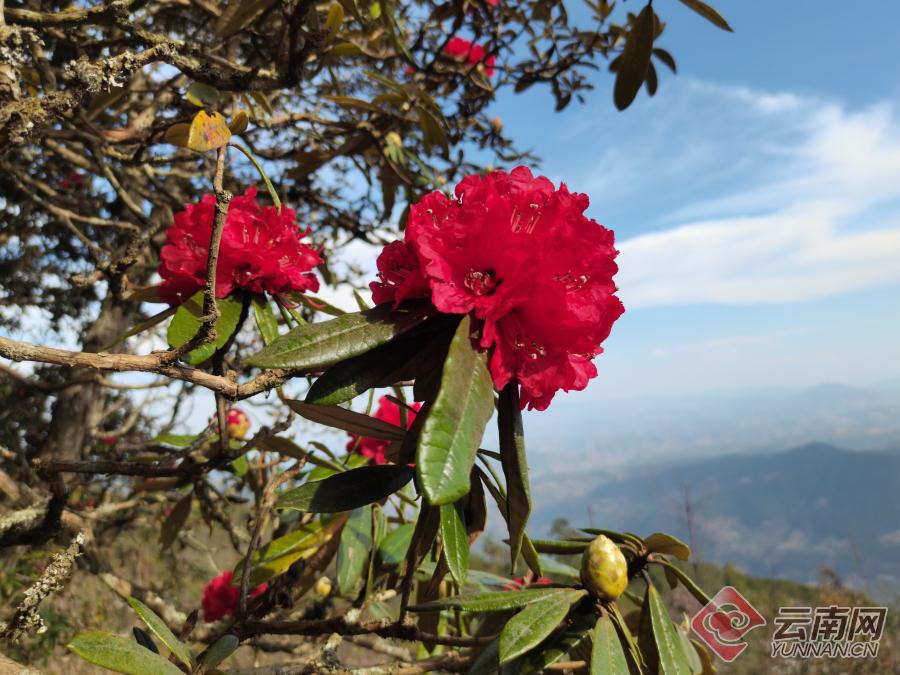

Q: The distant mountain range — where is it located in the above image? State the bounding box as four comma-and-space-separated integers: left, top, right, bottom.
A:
522, 381, 900, 474
527, 442, 900, 599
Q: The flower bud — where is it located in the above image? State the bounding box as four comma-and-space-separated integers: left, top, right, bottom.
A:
227, 408, 251, 440
491, 116, 503, 133
580, 535, 628, 601
314, 576, 333, 598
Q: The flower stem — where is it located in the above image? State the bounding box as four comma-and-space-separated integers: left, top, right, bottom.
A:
229, 141, 282, 212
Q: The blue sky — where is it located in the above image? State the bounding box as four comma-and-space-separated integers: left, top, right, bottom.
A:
482, 0, 900, 403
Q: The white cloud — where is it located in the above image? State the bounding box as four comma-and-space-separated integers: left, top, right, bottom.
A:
613, 90, 900, 307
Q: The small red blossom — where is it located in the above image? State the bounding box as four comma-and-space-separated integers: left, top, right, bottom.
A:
369, 167, 624, 411
504, 576, 553, 591
347, 396, 421, 464
201, 570, 267, 622
158, 188, 322, 305
443, 37, 496, 77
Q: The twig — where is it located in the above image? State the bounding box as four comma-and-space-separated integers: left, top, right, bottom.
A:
238, 464, 301, 616
0, 532, 85, 642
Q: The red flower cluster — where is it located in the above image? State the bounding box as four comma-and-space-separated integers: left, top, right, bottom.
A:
370, 167, 624, 411
158, 188, 322, 305
347, 396, 421, 464
443, 37, 496, 77
201, 570, 267, 622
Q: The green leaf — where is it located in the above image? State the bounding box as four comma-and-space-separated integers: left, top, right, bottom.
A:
440, 502, 469, 584
246, 302, 434, 370
68, 632, 184, 675
417, 105, 449, 154
216, 0, 278, 37
234, 519, 337, 585
286, 400, 406, 440
337, 506, 372, 596
325, 1, 344, 34
126, 597, 192, 669
167, 293, 243, 365
377, 523, 415, 568
305, 328, 441, 406
530, 539, 588, 555
499, 590, 585, 664
101, 306, 177, 351
644, 532, 691, 561
416, 315, 494, 505
614, 4, 655, 111
678, 0, 733, 31
409, 587, 569, 613
197, 634, 240, 673
151, 433, 197, 448
185, 82, 221, 108
252, 296, 279, 345
158, 492, 192, 550
647, 585, 694, 674
591, 613, 630, 675
468, 636, 501, 675
650, 559, 712, 606
517, 609, 596, 674
498, 383, 530, 572
275, 465, 414, 513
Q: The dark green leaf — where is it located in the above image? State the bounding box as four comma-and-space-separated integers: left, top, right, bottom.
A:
647, 585, 694, 674
197, 634, 240, 672
159, 492, 192, 550
68, 632, 183, 675
519, 608, 596, 674
126, 597, 192, 669
644, 532, 691, 561
498, 383, 530, 572
131, 628, 157, 654
378, 523, 414, 568
440, 502, 469, 584
286, 400, 406, 440
410, 588, 569, 613
276, 465, 414, 513
678, 0, 734, 31
591, 613, 630, 675
305, 323, 451, 406
252, 296, 279, 345
468, 636, 500, 675
167, 293, 243, 365
653, 48, 677, 73
614, 4, 655, 110
499, 590, 585, 664
246, 302, 433, 370
416, 315, 494, 505
530, 539, 588, 555
337, 506, 372, 596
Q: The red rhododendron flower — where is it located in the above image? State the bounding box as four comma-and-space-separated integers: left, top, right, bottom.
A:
158, 188, 322, 305
347, 396, 421, 464
369, 167, 624, 411
443, 37, 496, 77
370, 240, 429, 307
201, 570, 267, 622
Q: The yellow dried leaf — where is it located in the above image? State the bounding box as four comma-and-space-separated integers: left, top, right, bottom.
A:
187, 111, 232, 153
229, 110, 250, 135
163, 123, 191, 148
